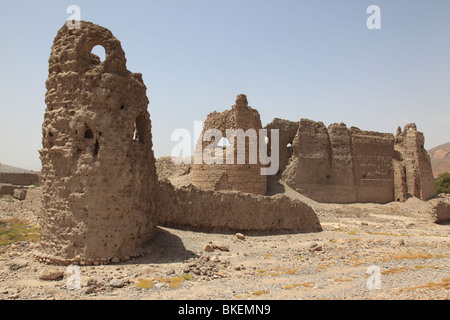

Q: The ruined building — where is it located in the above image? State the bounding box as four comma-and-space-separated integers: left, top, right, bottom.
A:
38, 22, 158, 264
394, 124, 436, 202
191, 94, 267, 195
37, 22, 322, 265
37, 20, 436, 264
264, 118, 436, 204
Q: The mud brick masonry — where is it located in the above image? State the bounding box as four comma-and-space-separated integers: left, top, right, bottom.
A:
36, 21, 435, 265
36, 22, 321, 265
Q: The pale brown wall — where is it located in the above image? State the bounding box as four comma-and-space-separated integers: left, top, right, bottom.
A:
191, 95, 267, 195
38, 21, 158, 265
282, 119, 395, 203
394, 124, 436, 201
0, 173, 40, 186
157, 181, 322, 233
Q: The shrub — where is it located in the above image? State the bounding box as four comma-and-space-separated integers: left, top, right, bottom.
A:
435, 172, 450, 194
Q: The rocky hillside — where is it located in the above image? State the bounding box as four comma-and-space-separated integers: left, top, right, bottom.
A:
0, 163, 33, 174
429, 142, 450, 178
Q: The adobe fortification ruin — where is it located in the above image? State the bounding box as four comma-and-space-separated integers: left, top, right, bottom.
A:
394, 124, 436, 202
37, 22, 322, 265
36, 20, 436, 265
265, 118, 436, 204
191, 94, 267, 195
38, 22, 159, 264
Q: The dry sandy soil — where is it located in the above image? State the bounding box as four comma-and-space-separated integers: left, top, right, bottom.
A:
0, 185, 449, 301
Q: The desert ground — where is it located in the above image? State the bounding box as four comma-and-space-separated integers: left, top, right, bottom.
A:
1, 177, 449, 301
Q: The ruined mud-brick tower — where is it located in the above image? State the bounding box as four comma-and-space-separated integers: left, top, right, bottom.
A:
393, 123, 436, 201
38, 21, 158, 264
191, 94, 267, 195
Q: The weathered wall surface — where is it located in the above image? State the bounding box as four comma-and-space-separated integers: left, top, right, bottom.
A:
264, 118, 298, 173
281, 119, 395, 203
350, 128, 395, 203
394, 124, 436, 201
0, 173, 40, 186
37, 21, 158, 265
157, 181, 322, 233
192, 95, 267, 195
431, 198, 450, 224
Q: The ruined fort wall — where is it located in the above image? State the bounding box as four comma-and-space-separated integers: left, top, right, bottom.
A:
191, 95, 267, 195
282, 119, 395, 203
350, 128, 395, 203
282, 119, 332, 187
157, 181, 322, 233
0, 173, 40, 186
264, 118, 298, 174
394, 124, 436, 201
38, 22, 158, 264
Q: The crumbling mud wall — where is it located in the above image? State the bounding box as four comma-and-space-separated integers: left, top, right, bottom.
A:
280, 119, 395, 203
157, 181, 322, 233
0, 173, 40, 186
38, 21, 158, 265
394, 124, 436, 201
191, 94, 267, 195
431, 198, 450, 224
350, 127, 395, 203
264, 118, 299, 174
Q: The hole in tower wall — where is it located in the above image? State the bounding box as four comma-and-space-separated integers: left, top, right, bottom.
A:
91, 45, 106, 63
133, 114, 149, 144
133, 125, 138, 142
84, 129, 94, 139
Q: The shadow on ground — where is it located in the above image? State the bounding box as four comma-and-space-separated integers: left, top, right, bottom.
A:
133, 227, 198, 265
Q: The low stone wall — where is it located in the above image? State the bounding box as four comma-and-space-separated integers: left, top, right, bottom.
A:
0, 184, 30, 196
0, 173, 40, 186
157, 181, 322, 233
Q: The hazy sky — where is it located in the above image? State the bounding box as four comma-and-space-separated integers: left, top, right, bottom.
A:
0, 0, 449, 171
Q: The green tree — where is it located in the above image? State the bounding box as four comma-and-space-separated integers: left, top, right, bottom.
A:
435, 172, 450, 194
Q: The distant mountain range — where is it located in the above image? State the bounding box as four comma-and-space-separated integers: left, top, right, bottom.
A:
428, 142, 450, 178
0, 163, 36, 173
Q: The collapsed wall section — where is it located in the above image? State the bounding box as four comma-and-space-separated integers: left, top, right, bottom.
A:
191, 94, 267, 195
157, 181, 322, 233
282, 119, 395, 203
264, 118, 299, 173
394, 124, 436, 201
38, 21, 158, 265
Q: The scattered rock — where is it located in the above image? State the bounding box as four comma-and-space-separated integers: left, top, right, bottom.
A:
154, 282, 165, 289
111, 257, 121, 264
432, 200, 450, 224
309, 243, 322, 252
13, 189, 27, 201
212, 241, 229, 251
109, 279, 125, 288
203, 244, 214, 252
390, 238, 406, 247
166, 268, 175, 275
6, 260, 29, 271
39, 268, 63, 281
236, 233, 245, 240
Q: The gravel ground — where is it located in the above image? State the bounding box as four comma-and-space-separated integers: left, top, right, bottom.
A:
0, 187, 449, 300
